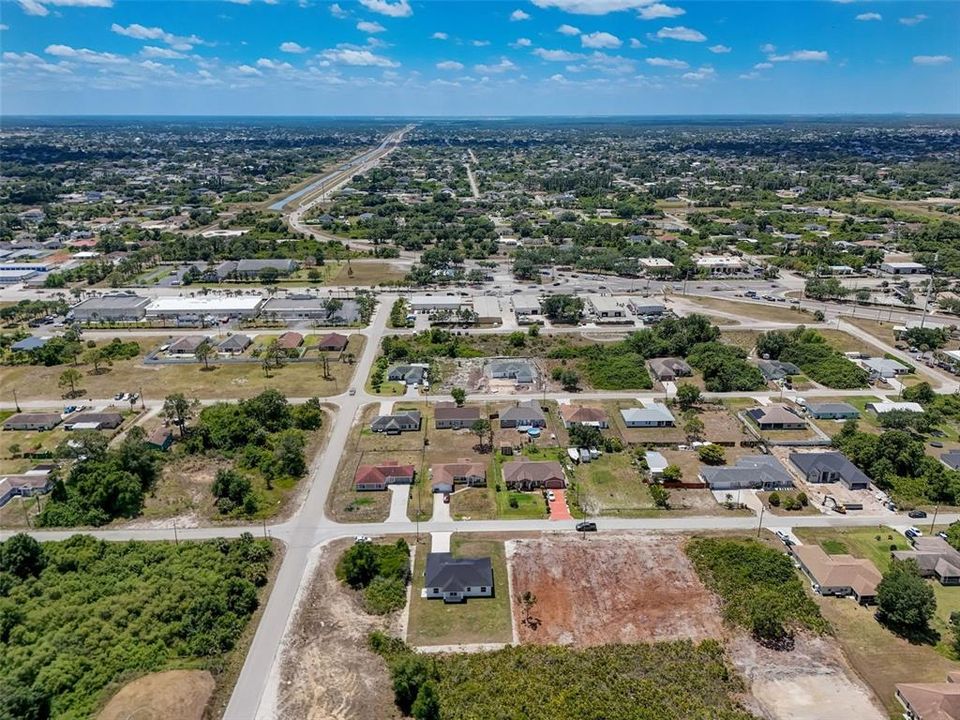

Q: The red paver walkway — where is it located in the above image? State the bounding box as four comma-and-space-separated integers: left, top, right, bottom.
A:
548, 489, 573, 521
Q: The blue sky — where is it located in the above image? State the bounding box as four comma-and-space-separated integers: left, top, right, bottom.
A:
2, 0, 958, 115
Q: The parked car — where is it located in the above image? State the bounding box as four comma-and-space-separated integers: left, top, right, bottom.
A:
443, 493, 450, 504
905, 529, 919, 540
354, 535, 371, 543
348, 387, 356, 396
575, 521, 597, 532
908, 510, 928, 519
546, 491, 556, 502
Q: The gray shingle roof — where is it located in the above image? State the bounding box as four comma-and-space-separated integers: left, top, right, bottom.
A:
789, 452, 870, 487
424, 553, 493, 593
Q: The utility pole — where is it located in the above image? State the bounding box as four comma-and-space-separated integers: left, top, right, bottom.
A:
139, 386, 145, 411
172, 520, 179, 546
756, 504, 765, 538
919, 251, 938, 330
12, 389, 20, 413
930, 504, 940, 535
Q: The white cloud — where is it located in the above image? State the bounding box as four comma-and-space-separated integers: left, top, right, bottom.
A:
557, 23, 581, 35
321, 47, 399, 66
474, 57, 516, 73
357, 20, 386, 33
913, 55, 952, 66
708, 44, 730, 53
472, 39, 491, 46
531, 0, 655, 15
256, 57, 294, 71
586, 50, 634, 73
110, 23, 202, 51
512, 37, 533, 47
769, 49, 829, 62
581, 31, 621, 48
760, 43, 777, 54
646, 56, 688, 69
682, 65, 715, 81
236, 64, 262, 76
534, 48, 584, 61
329, 3, 348, 18
656, 26, 706, 42
2, 50, 72, 73
18, 0, 112, 17
739, 71, 759, 80
141, 46, 186, 59
753, 62, 773, 69
45, 44, 126, 64
510, 8, 530, 20
0, 24, 8, 30
899, 14, 927, 26
638, 3, 684, 20
436, 60, 464, 70
280, 41, 308, 53
358, 0, 412, 18
431, 31, 448, 40
630, 37, 644, 48
856, 12, 881, 21
549, 73, 568, 82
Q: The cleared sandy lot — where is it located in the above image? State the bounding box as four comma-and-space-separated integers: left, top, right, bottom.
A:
507, 534, 724, 646
98, 670, 214, 720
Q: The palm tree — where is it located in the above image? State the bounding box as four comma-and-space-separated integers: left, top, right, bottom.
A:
194, 339, 215, 370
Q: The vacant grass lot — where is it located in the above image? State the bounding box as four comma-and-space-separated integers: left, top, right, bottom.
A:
328, 261, 410, 286
406, 535, 513, 646
0, 340, 364, 401
685, 295, 815, 324
572, 452, 654, 516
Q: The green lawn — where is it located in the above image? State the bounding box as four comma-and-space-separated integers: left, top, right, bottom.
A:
407, 536, 513, 646
494, 488, 547, 519
573, 452, 653, 516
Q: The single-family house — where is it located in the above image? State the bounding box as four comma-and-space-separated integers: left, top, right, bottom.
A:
620, 403, 676, 428
167, 336, 208, 356
354, 461, 416, 491
63, 412, 123, 431
789, 452, 871, 490
431, 459, 486, 493
217, 334, 252, 354
896, 672, 960, 720
559, 404, 608, 429
3, 413, 62, 431
501, 459, 565, 490
756, 359, 802, 382
806, 402, 860, 420
499, 400, 546, 428
700, 455, 794, 491
317, 332, 349, 352
860, 357, 910, 378
866, 401, 924, 415
387, 364, 429, 385
645, 450, 669, 480
487, 359, 536, 384
0, 472, 55, 508
746, 405, 807, 431
424, 552, 493, 603
434, 403, 481, 430
276, 332, 304, 350
648, 357, 692, 382
893, 537, 960, 586
146, 426, 174, 451
370, 410, 422, 435
792, 545, 881, 604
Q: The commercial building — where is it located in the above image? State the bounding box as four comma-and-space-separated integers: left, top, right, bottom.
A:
214, 258, 298, 280
0, 268, 41, 284
628, 300, 667, 317
471, 296, 502, 323
261, 297, 361, 324
638, 257, 674, 274
696, 256, 748, 276
145, 295, 264, 320
512, 295, 542, 323
586, 295, 627, 321
70, 294, 151, 323
410, 295, 463, 313
880, 261, 926, 275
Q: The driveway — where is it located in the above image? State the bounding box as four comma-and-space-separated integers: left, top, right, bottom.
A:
433, 492, 452, 522
387, 485, 409, 523
548, 489, 573, 521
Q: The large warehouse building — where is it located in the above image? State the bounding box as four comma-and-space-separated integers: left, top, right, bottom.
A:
145, 295, 264, 320
69, 294, 152, 323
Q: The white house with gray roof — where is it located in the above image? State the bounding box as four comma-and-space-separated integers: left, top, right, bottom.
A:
424, 553, 493, 603
700, 456, 794, 491
620, 403, 676, 428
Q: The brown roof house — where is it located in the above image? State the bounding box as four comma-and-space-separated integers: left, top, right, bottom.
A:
431, 459, 486, 493
276, 331, 304, 350
354, 461, 416, 491
317, 332, 349, 352
559, 404, 608, 429
746, 404, 807, 431
434, 403, 481, 430
501, 459, 565, 491
897, 672, 960, 720
793, 545, 882, 604
648, 357, 692, 382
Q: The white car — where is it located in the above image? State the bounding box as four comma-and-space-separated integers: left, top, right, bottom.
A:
546, 491, 556, 502
354, 535, 371, 543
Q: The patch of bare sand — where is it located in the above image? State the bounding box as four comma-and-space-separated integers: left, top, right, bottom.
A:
98, 670, 214, 720
508, 534, 724, 646
727, 633, 885, 720
274, 540, 402, 720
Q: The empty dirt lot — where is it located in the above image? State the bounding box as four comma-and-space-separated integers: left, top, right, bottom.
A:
507, 534, 724, 646
98, 670, 214, 720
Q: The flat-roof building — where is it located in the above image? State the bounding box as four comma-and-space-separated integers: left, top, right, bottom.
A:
70, 294, 151, 323
410, 295, 463, 313
881, 261, 926, 275
145, 295, 264, 319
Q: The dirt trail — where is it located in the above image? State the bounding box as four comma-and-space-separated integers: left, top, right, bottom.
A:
274, 540, 401, 720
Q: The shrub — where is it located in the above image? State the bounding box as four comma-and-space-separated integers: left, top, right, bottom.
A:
768, 491, 781, 507
365, 575, 408, 615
